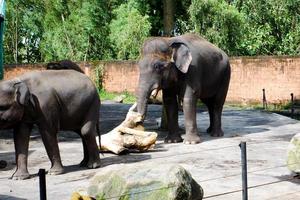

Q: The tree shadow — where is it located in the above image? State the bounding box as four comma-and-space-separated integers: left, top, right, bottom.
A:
0, 150, 35, 172
275, 173, 300, 184
0, 195, 27, 200
43, 153, 154, 175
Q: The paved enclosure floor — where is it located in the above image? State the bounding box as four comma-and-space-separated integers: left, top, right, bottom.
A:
0, 102, 300, 200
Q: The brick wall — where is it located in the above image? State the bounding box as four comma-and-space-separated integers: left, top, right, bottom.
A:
228, 56, 300, 104
3, 56, 300, 104
4, 63, 45, 80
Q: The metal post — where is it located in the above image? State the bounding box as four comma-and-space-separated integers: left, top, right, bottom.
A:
0, 0, 6, 80
240, 142, 248, 200
39, 169, 47, 200
262, 89, 267, 109
291, 93, 294, 117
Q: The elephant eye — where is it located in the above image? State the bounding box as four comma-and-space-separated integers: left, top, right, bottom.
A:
153, 62, 164, 72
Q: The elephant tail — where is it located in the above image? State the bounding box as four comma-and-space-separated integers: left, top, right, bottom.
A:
96, 122, 101, 150
46, 60, 84, 73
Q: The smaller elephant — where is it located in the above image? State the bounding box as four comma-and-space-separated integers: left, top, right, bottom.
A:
0, 69, 101, 179
46, 60, 84, 73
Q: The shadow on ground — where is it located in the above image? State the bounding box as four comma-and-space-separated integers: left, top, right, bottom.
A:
0, 195, 27, 200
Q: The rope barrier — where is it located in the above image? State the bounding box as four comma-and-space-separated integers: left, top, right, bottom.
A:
1, 134, 298, 198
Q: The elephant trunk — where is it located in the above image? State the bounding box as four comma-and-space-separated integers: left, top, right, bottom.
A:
137, 81, 153, 120
137, 89, 149, 119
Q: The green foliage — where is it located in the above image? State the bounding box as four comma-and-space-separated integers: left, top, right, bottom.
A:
40, 0, 112, 61
188, 0, 300, 56
109, 0, 151, 60
189, 0, 245, 55
3, 0, 300, 64
233, 0, 300, 55
91, 63, 104, 93
4, 0, 44, 63
99, 90, 136, 104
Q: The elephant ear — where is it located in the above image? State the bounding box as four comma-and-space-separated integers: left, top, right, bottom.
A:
170, 42, 192, 73
14, 81, 30, 106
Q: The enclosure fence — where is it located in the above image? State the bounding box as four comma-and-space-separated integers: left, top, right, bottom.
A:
34, 139, 300, 200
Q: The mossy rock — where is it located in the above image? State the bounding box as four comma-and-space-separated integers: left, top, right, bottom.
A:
86, 164, 203, 200
287, 133, 300, 173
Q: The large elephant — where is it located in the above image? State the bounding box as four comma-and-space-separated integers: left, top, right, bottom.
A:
0, 69, 101, 179
137, 33, 231, 144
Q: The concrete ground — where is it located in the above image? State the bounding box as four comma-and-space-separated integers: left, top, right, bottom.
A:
0, 101, 300, 200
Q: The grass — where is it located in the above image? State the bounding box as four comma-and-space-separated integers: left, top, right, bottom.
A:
98, 90, 295, 117
99, 90, 136, 104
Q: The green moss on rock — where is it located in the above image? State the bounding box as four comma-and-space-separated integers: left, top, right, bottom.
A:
87, 164, 203, 200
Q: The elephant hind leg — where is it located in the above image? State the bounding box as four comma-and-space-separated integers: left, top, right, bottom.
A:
202, 98, 214, 134
80, 123, 101, 168
79, 99, 101, 169
210, 65, 230, 137
202, 80, 229, 137
75, 130, 89, 167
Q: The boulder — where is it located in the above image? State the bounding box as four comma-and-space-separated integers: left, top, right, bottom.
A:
87, 164, 203, 200
287, 133, 300, 173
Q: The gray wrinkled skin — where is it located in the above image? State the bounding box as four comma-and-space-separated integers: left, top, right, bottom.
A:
0, 70, 101, 179
137, 33, 231, 144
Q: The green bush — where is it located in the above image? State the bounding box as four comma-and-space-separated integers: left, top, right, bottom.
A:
109, 0, 151, 60
189, 0, 245, 55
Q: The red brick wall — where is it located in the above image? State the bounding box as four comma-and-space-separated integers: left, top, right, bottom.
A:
228, 56, 300, 104
3, 56, 300, 104
4, 63, 45, 80
101, 61, 139, 94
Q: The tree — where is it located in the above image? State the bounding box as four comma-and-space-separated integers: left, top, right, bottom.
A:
189, 0, 245, 55
40, 0, 112, 61
233, 0, 300, 55
109, 0, 151, 60
4, 0, 44, 63
163, 0, 175, 36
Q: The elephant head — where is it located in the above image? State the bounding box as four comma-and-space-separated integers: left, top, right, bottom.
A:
0, 79, 32, 128
136, 36, 192, 117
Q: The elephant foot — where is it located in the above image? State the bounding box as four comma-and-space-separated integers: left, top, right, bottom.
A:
79, 158, 88, 167
11, 170, 31, 180
206, 127, 212, 133
164, 135, 183, 143
210, 129, 224, 137
48, 165, 64, 175
87, 158, 101, 169
183, 134, 201, 144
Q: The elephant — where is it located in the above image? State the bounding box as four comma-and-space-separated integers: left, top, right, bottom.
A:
136, 33, 231, 144
0, 69, 101, 179
46, 60, 84, 73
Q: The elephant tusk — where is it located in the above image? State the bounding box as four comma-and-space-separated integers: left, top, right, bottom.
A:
129, 102, 137, 112
150, 89, 160, 99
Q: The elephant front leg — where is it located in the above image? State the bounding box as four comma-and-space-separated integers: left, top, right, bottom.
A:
12, 123, 33, 180
182, 95, 201, 144
39, 126, 64, 175
163, 90, 183, 143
